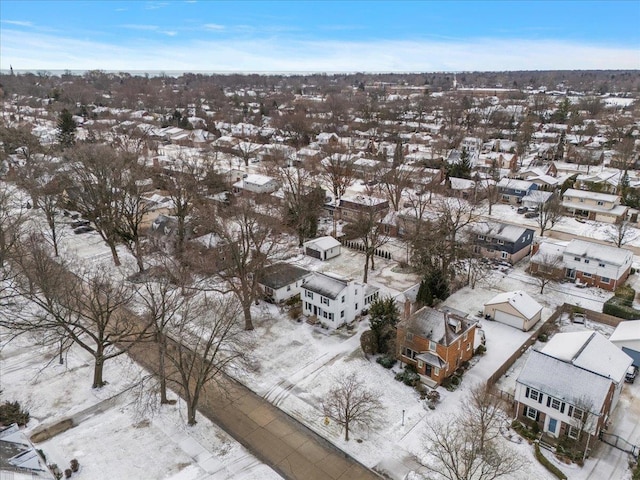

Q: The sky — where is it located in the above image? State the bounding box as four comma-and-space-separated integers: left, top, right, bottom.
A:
1, 0, 639, 73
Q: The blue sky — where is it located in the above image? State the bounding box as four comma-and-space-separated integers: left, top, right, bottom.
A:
1, 0, 639, 72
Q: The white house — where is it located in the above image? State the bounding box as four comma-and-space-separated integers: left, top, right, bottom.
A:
483, 291, 543, 331
303, 236, 341, 261
515, 331, 632, 444
301, 272, 379, 328
609, 320, 640, 367
258, 263, 311, 304
232, 173, 279, 194
563, 239, 633, 290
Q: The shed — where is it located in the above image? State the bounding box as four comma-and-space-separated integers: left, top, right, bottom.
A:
609, 320, 640, 367
483, 290, 543, 331
303, 236, 341, 261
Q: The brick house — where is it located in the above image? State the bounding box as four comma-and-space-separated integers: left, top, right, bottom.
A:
397, 306, 477, 387
338, 195, 389, 222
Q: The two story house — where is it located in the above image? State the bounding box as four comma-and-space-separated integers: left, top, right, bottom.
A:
301, 272, 379, 328
561, 188, 627, 224
496, 178, 538, 205
396, 306, 477, 387
530, 239, 633, 291
472, 222, 535, 264
338, 195, 389, 222
515, 331, 632, 447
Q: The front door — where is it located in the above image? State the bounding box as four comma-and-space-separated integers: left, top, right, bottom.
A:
425, 364, 433, 378
548, 417, 558, 435
566, 268, 576, 280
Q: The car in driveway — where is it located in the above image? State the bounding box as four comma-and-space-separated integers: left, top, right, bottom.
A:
524, 211, 539, 218
70, 220, 91, 228
626, 365, 638, 383
73, 226, 94, 234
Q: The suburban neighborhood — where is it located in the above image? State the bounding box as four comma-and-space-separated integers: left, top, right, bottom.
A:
0, 14, 639, 478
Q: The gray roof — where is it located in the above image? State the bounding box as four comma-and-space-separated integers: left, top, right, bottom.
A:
302, 272, 349, 300
403, 306, 474, 347
475, 222, 534, 243
258, 263, 310, 290
517, 351, 611, 413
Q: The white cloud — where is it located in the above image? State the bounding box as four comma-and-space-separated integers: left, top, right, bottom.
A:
1, 29, 638, 72
203, 23, 225, 31
1, 20, 34, 27
120, 24, 160, 31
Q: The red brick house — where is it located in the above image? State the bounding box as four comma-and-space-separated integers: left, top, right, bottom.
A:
396, 306, 477, 386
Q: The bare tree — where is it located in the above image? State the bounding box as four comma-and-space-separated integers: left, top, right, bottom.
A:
536, 196, 563, 237
420, 384, 524, 480
342, 209, 390, 283
605, 220, 638, 248
8, 236, 150, 388
233, 139, 262, 167
322, 372, 384, 441
36, 178, 66, 257
378, 164, 413, 212
320, 148, 356, 201
529, 249, 563, 294
165, 294, 246, 425
210, 199, 284, 330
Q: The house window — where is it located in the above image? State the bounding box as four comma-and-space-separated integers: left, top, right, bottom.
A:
601, 276, 611, 284
434, 367, 440, 376
526, 388, 542, 402
597, 201, 604, 206
525, 406, 538, 420
551, 398, 561, 410
323, 311, 328, 319
428, 340, 437, 352
584, 259, 590, 264
478, 234, 485, 240
417, 360, 424, 369
403, 348, 417, 359
515, 189, 522, 194
501, 251, 508, 259
502, 195, 510, 201
264, 286, 273, 295
567, 425, 580, 440
572, 407, 585, 422
340, 310, 345, 318
579, 198, 584, 203
305, 291, 314, 299
583, 272, 592, 278
329, 313, 334, 321
598, 262, 605, 268
574, 257, 581, 262
287, 285, 291, 292
466, 343, 471, 351
355, 303, 358, 310
341, 295, 345, 303
305, 302, 311, 310
406, 332, 414, 341
497, 239, 504, 245
321, 297, 330, 305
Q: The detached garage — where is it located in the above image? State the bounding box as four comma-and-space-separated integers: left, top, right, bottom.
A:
609, 320, 640, 367
303, 236, 341, 261
483, 291, 543, 331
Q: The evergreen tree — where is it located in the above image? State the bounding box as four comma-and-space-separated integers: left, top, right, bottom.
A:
56, 109, 76, 148
369, 297, 399, 354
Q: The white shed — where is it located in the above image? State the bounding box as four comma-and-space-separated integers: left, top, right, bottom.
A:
483, 291, 543, 331
303, 236, 341, 261
609, 320, 640, 367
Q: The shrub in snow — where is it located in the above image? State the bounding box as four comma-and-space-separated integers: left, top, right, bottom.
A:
0, 400, 30, 426
376, 355, 396, 369
70, 459, 79, 472
64, 469, 72, 479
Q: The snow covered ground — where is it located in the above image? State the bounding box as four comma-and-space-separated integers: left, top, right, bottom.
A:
0, 332, 282, 480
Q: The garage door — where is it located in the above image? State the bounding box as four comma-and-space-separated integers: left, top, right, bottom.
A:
494, 310, 524, 330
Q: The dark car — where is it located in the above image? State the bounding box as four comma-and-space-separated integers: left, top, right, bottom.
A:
524, 211, 539, 218
626, 365, 638, 383
70, 220, 91, 228
73, 226, 94, 234
517, 206, 528, 214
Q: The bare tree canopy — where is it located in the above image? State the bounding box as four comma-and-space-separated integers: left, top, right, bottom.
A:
322, 372, 384, 441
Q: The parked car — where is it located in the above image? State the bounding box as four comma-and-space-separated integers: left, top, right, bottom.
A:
524, 211, 539, 218
625, 365, 638, 383
517, 206, 528, 214
73, 226, 94, 234
70, 220, 91, 228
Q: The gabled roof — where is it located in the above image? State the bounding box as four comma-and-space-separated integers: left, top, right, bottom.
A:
541, 331, 632, 383
563, 188, 620, 203
609, 320, 640, 343
474, 222, 534, 243
302, 272, 350, 300
517, 350, 611, 413
258, 263, 310, 290
484, 291, 543, 320
564, 239, 633, 267
304, 236, 341, 251
497, 178, 535, 191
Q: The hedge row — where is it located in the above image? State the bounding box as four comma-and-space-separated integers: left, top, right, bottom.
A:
534, 443, 567, 480
603, 297, 640, 320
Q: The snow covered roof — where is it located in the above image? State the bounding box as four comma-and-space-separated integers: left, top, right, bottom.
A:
522, 190, 553, 203
0, 424, 52, 477
565, 239, 633, 267
474, 222, 533, 243
258, 263, 310, 290
340, 194, 388, 206
302, 272, 350, 300
403, 306, 474, 347
517, 350, 611, 413
563, 188, 620, 203
243, 174, 277, 186
541, 331, 632, 383
609, 320, 640, 343
304, 236, 341, 251
497, 178, 535, 190
484, 291, 542, 320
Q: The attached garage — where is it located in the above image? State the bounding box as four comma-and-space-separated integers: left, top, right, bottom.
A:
610, 320, 640, 367
483, 291, 543, 331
